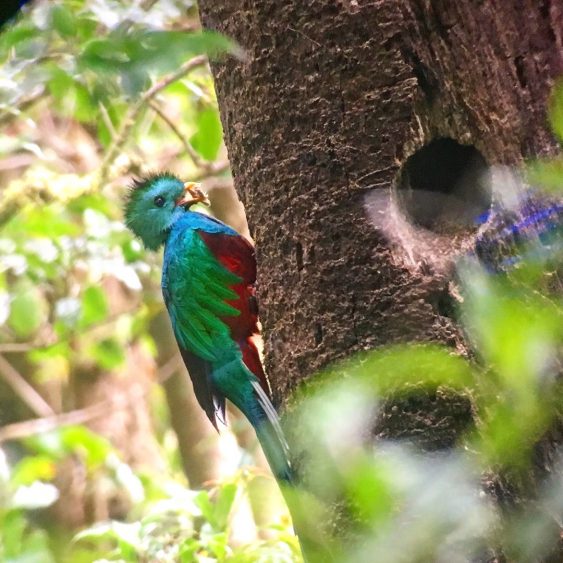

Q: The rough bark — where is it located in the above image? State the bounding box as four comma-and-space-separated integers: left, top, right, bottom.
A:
199, 0, 561, 395
198, 0, 562, 556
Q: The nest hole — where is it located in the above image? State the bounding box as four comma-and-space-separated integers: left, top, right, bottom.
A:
396, 138, 491, 233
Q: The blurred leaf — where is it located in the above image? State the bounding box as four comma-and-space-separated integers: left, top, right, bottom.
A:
194, 490, 215, 528
73, 80, 97, 122
213, 482, 238, 530
67, 193, 114, 217
190, 106, 223, 161
79, 286, 109, 329
8, 280, 47, 338
23, 430, 67, 461
79, 30, 241, 79
0, 23, 37, 56
121, 239, 144, 263
29, 342, 71, 363
207, 532, 228, 559
79, 37, 130, 73
47, 66, 74, 105
10, 456, 56, 486
179, 538, 201, 562
23, 426, 112, 469
344, 456, 395, 525
50, 5, 76, 38
74, 521, 141, 560
316, 344, 476, 397
527, 156, 563, 193
60, 426, 112, 468
2, 510, 26, 558
7, 206, 80, 238
87, 338, 126, 370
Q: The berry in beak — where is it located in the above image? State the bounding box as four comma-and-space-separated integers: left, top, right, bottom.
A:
176, 182, 210, 208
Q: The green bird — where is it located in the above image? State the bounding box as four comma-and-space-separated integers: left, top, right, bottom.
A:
124, 173, 292, 484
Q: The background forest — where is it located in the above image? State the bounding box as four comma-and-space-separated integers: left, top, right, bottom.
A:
0, 1, 562, 562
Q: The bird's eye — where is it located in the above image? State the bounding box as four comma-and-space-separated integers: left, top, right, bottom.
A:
154, 196, 165, 207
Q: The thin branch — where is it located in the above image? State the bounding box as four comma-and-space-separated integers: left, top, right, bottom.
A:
157, 353, 183, 383
97, 55, 208, 187
0, 400, 111, 443
0, 354, 55, 417
0, 354, 175, 443
0, 342, 35, 353
148, 100, 206, 167
98, 102, 117, 140
148, 100, 231, 180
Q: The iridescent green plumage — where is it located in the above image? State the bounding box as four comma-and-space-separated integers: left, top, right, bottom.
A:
123, 173, 292, 483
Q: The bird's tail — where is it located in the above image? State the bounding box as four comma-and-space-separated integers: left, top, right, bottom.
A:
211, 358, 293, 483
212, 359, 321, 561
248, 379, 294, 484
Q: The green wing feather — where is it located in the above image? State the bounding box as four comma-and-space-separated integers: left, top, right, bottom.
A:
164, 229, 242, 362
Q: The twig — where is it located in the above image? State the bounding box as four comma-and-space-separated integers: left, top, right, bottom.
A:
0, 400, 111, 442
149, 100, 231, 179
157, 353, 183, 383
0, 354, 55, 417
0, 342, 36, 353
97, 55, 208, 187
98, 102, 117, 140
0, 353, 177, 443
148, 100, 206, 167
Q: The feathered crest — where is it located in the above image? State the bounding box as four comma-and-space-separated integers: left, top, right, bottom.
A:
123, 171, 181, 218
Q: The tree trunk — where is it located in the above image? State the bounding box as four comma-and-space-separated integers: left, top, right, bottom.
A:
198, 0, 562, 555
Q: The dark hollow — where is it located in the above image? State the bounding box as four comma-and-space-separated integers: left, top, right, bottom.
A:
397, 138, 491, 232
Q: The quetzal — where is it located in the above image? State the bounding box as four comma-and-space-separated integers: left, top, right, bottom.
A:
124, 173, 292, 484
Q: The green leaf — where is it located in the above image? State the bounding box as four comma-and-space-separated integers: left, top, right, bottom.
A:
67, 193, 115, 217
74, 522, 141, 560
527, 157, 563, 193
23, 431, 67, 461
144, 30, 244, 61
207, 532, 229, 559
190, 107, 223, 161
79, 30, 242, 78
0, 23, 37, 53
29, 342, 71, 364
213, 482, 238, 530
51, 5, 76, 38
80, 38, 130, 73
8, 281, 47, 339
73, 81, 97, 123
2, 510, 26, 558
194, 490, 215, 527
79, 286, 108, 329
11, 456, 56, 486
7, 206, 80, 238
60, 426, 112, 468
179, 538, 201, 562
87, 338, 125, 371
47, 66, 74, 105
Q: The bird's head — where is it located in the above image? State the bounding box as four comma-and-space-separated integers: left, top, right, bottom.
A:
124, 172, 209, 250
